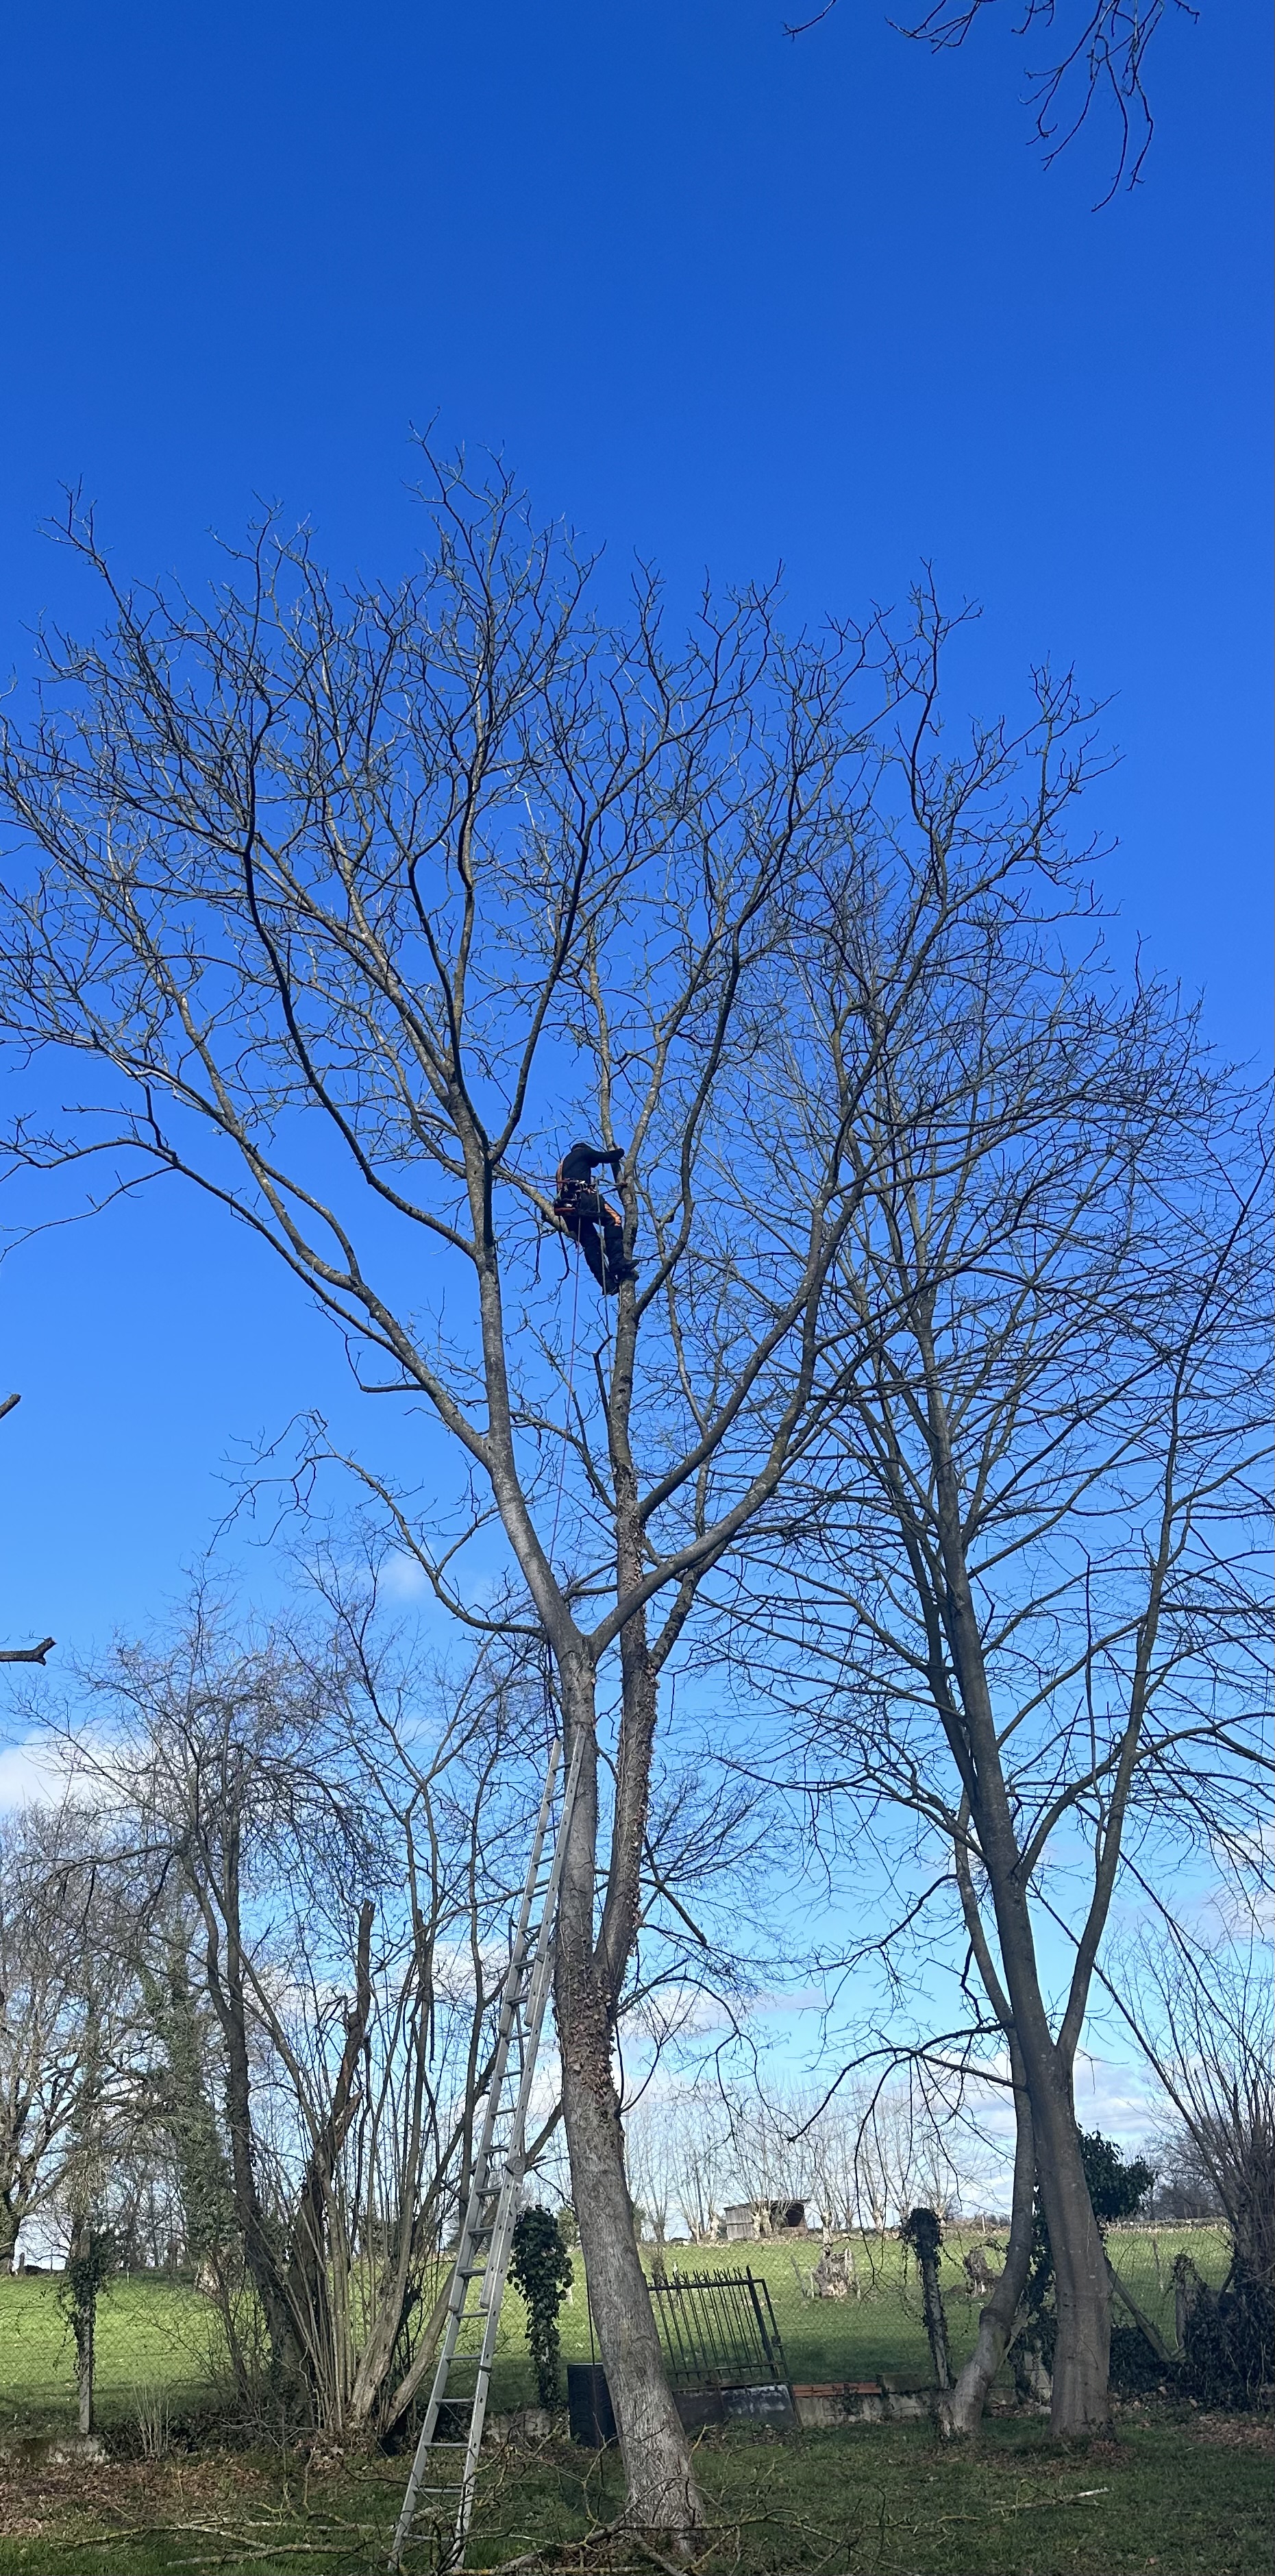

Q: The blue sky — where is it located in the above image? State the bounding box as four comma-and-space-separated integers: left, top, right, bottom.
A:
0, 1, 1269, 1708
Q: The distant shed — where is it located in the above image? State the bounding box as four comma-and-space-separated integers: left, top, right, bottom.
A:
721, 2198, 808, 2241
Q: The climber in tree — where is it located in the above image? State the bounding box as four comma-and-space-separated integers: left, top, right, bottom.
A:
554, 1140, 638, 1293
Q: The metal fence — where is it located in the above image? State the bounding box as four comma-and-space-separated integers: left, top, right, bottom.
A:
649, 2266, 790, 2392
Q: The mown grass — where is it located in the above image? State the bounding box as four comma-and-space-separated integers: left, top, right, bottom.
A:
0, 2412, 1270, 2574
625, 2227, 1229, 2389
0, 2229, 1230, 2438
0, 2231, 1250, 2573
0, 2273, 223, 2435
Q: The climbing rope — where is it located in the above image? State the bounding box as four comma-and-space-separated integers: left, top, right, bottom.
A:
546, 1238, 581, 1571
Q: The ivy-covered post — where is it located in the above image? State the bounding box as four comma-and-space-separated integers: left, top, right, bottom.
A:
59, 2222, 117, 2434
902, 2207, 953, 2392
508, 2209, 574, 2412
58, 1991, 117, 2436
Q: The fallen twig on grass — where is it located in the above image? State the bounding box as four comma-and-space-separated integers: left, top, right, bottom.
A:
170, 2511, 390, 2566
474, 2507, 630, 2575
1002, 2486, 1109, 2512
906, 2484, 1111, 2533
23, 2534, 171, 2551
175, 2551, 357, 2568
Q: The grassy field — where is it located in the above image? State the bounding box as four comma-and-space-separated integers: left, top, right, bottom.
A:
0, 2411, 1270, 2574
0, 2228, 1232, 2436
0, 2230, 1259, 2575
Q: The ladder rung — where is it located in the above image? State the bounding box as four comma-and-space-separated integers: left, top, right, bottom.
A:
391, 1735, 582, 2573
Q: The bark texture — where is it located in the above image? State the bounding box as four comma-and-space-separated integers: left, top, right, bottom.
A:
285, 1898, 375, 2418
555, 1680, 701, 2542
75, 2309, 94, 2436
938, 2060, 1035, 2436
198, 1847, 304, 2400
919, 1324, 1113, 2433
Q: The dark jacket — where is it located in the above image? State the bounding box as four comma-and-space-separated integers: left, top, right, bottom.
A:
557, 1141, 621, 1190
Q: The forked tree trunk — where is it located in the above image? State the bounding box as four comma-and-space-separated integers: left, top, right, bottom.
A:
986, 1880, 1111, 2431
1030, 2068, 1111, 2431
197, 1843, 306, 2404
554, 1675, 701, 2545
963, 1841, 1112, 2431
925, 1382, 1113, 2436
939, 2053, 1035, 2436
984, 1948, 1110, 2428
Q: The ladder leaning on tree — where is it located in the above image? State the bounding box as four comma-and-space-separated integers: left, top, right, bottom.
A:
388, 1730, 585, 2573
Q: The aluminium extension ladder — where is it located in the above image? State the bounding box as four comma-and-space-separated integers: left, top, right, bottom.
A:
388, 1732, 584, 2572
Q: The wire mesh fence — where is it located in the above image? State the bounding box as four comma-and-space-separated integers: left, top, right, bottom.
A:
1101, 2223, 1230, 2343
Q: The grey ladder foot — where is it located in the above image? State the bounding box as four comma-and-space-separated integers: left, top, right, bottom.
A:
388, 1733, 584, 2571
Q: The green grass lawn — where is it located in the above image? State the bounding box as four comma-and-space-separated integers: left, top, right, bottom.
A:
0, 2412, 1270, 2574
0, 2274, 223, 2436
0, 2229, 1230, 2438
642, 2228, 1230, 2387
0, 2231, 1254, 2575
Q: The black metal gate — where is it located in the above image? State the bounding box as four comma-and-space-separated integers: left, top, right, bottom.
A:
648, 2266, 789, 2393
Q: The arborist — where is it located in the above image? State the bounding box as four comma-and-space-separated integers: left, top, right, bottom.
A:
554, 1141, 638, 1293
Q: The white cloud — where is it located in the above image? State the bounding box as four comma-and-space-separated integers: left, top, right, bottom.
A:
0, 1732, 75, 1811
380, 1552, 431, 1602
0, 1727, 118, 1815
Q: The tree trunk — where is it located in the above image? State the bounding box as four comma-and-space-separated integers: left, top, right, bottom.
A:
917, 1315, 1114, 2435
197, 1843, 304, 2404
75, 2301, 95, 2436
66, 2222, 97, 2437
961, 1811, 1112, 2431
909, 2218, 952, 2390
1022, 2051, 1110, 2430
554, 1675, 701, 2547
939, 2059, 1035, 2436
976, 1933, 1111, 2429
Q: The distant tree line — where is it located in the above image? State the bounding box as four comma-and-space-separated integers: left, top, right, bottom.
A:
0, 1605, 753, 2434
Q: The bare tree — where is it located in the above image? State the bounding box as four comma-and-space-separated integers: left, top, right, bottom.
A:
71, 1603, 564, 2433
786, 0, 1198, 199
839, 2081, 968, 2231
623, 2100, 678, 2264
718, 2083, 817, 2223
1109, 1920, 1272, 2305
0, 454, 950, 2536
0, 458, 1240, 2492
0, 1803, 95, 2268
733, 720, 1272, 2430
625, 2084, 736, 2243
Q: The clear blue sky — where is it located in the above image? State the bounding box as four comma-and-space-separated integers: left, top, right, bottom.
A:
0, 0, 1270, 1676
